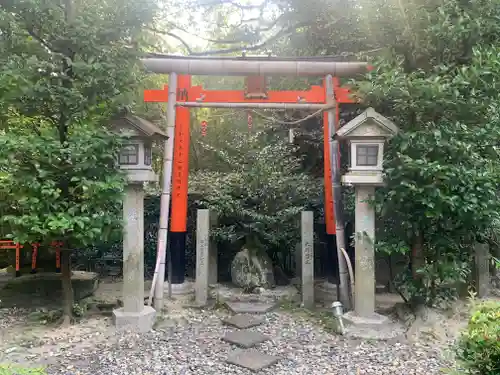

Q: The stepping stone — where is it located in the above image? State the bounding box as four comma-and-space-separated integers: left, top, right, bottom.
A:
222, 314, 265, 329
227, 349, 279, 372
223, 330, 270, 348
225, 301, 275, 314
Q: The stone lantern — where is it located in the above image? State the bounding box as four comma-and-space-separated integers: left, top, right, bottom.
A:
336, 107, 398, 326
111, 114, 167, 333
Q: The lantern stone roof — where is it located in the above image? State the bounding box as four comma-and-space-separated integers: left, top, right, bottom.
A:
111, 114, 168, 139
336, 107, 398, 139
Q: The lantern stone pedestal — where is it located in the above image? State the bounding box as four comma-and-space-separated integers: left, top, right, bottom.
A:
336, 108, 398, 325
110, 113, 168, 332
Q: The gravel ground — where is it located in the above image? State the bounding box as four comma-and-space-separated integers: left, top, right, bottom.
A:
44, 309, 452, 375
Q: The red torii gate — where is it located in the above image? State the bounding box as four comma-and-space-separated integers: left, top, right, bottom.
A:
142, 55, 369, 309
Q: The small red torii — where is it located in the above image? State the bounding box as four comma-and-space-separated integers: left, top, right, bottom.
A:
144, 74, 357, 237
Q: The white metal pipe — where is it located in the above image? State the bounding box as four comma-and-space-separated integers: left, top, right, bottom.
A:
177, 102, 326, 110
141, 57, 369, 77
151, 72, 178, 311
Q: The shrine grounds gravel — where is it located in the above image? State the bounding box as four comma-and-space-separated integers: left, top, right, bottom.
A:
46, 309, 453, 375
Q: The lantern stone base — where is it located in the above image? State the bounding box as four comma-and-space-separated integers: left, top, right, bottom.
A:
113, 306, 156, 333
342, 172, 384, 186
343, 311, 389, 326
342, 311, 405, 340
125, 169, 159, 184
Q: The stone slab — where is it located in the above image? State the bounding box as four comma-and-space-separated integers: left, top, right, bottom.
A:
113, 306, 156, 333
225, 301, 276, 314
222, 314, 265, 329
226, 349, 279, 372
223, 330, 269, 348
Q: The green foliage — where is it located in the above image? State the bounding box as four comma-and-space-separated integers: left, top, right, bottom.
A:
0, 365, 46, 375
190, 130, 322, 255
456, 301, 500, 375
0, 0, 157, 122
354, 0, 500, 305
0, 126, 125, 247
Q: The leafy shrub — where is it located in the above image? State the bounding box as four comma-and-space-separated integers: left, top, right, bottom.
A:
0, 365, 46, 375
190, 130, 322, 257
456, 301, 500, 375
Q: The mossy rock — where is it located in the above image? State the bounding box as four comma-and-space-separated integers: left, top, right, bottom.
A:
0, 271, 99, 308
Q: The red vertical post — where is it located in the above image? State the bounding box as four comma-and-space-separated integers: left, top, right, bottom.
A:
31, 243, 39, 274
323, 96, 336, 235
53, 241, 61, 273
15, 242, 21, 277
324, 77, 344, 284
169, 75, 191, 285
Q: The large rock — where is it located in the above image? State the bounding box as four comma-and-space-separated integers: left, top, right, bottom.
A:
231, 247, 275, 290
0, 271, 99, 308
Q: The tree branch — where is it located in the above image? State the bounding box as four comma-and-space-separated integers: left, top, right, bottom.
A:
24, 28, 58, 54
189, 22, 308, 56
197, 0, 270, 11
152, 25, 248, 45
148, 28, 194, 54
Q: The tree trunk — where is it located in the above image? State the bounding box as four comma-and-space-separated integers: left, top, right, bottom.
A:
61, 248, 73, 325
410, 230, 425, 307
411, 230, 425, 280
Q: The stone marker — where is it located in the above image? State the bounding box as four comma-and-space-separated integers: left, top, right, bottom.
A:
222, 314, 265, 329
474, 242, 490, 298
195, 209, 210, 306
226, 349, 279, 372
223, 330, 270, 348
113, 184, 155, 332
225, 301, 276, 314
301, 211, 314, 309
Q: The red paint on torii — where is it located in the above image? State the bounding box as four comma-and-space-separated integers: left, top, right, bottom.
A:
144, 80, 357, 104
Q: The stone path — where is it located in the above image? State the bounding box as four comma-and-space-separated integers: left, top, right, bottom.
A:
222, 302, 280, 372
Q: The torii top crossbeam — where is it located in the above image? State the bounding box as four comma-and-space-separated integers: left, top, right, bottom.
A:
141, 55, 370, 77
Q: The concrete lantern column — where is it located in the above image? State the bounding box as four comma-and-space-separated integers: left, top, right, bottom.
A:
335, 108, 399, 327
354, 185, 376, 317
122, 184, 146, 313
110, 113, 168, 333
113, 183, 156, 333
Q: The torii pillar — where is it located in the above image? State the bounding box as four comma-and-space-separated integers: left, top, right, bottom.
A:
167, 75, 192, 294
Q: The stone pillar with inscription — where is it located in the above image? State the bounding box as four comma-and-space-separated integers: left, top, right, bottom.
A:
195, 209, 211, 306
301, 211, 315, 309
474, 242, 490, 298
208, 211, 218, 285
